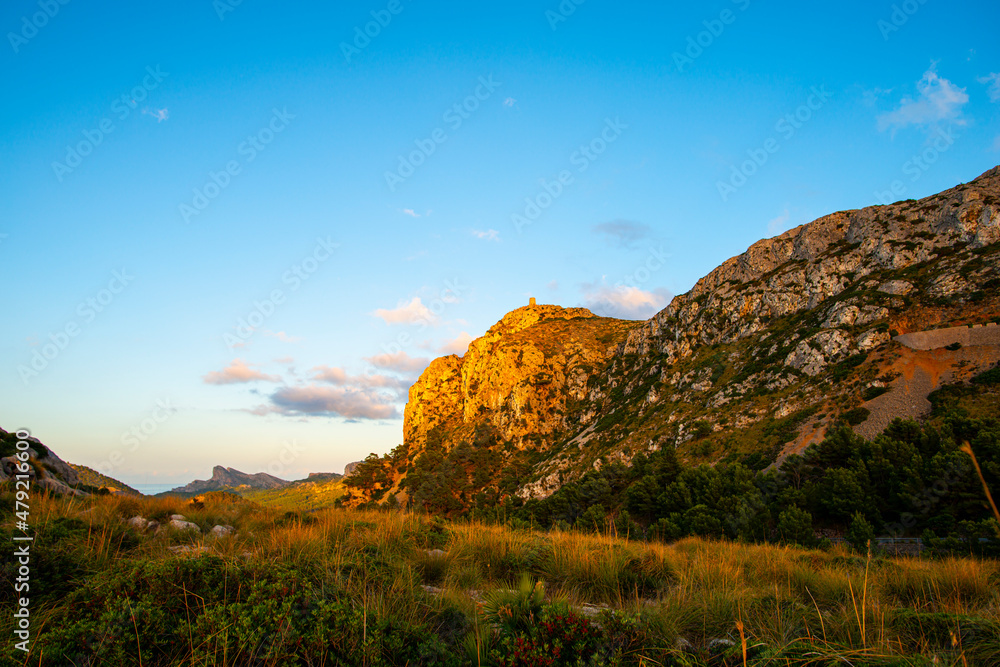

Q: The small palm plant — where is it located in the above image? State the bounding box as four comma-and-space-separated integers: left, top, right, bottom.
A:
482, 573, 545, 636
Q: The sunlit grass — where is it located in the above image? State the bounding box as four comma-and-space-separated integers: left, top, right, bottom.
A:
5, 490, 999, 665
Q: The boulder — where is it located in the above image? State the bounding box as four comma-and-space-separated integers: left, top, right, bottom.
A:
210, 524, 235, 538
127, 516, 150, 531
169, 518, 201, 533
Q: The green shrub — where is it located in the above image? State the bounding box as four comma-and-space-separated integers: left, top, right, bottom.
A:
841, 407, 871, 425
846, 512, 876, 553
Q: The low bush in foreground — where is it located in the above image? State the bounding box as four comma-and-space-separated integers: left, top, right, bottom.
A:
1, 492, 999, 666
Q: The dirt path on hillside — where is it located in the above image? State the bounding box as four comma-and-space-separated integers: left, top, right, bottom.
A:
856, 344, 1000, 439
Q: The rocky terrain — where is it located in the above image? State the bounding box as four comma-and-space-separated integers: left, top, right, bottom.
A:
1, 428, 87, 495
348, 166, 1000, 507
162, 465, 290, 496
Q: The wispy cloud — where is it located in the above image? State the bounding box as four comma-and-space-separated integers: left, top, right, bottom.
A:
264, 330, 302, 343
373, 297, 435, 325
767, 207, 795, 235
582, 283, 671, 320
365, 351, 430, 374
979, 72, 1000, 103
143, 107, 169, 122
438, 332, 474, 356
503, 97, 517, 107
312, 365, 409, 395
203, 359, 281, 385
472, 229, 500, 242
877, 67, 968, 135
592, 220, 652, 248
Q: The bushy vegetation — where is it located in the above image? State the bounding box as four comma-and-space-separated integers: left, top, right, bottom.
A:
346, 376, 1000, 558
2, 492, 999, 665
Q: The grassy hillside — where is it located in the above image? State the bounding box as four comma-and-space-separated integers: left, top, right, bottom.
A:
2, 491, 999, 665
69, 463, 142, 496
239, 477, 345, 510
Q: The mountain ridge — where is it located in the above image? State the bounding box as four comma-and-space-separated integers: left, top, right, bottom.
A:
343, 165, 1000, 510
163, 465, 290, 495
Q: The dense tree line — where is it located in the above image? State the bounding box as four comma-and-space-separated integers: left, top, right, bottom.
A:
345, 374, 1000, 553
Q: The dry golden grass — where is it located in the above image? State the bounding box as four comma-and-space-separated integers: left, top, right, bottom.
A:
8, 491, 1000, 665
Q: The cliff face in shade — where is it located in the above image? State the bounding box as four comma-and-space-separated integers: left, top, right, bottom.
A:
363, 166, 1000, 507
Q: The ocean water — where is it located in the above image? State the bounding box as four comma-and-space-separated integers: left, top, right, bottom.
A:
129, 483, 179, 495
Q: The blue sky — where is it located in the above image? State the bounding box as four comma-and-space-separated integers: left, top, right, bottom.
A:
1, 0, 998, 488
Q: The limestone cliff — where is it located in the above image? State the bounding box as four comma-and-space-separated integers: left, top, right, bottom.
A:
379, 166, 1000, 506
403, 304, 640, 457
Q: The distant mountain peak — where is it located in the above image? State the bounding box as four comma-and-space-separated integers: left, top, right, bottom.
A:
167, 466, 289, 495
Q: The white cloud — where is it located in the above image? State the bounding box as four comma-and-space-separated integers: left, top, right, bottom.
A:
438, 332, 474, 356
365, 351, 430, 374
203, 359, 281, 385
582, 284, 672, 320
255, 362, 414, 419
979, 72, 1000, 103
503, 97, 517, 107
311, 365, 348, 384
264, 330, 302, 343
312, 365, 409, 395
473, 229, 500, 242
143, 107, 169, 122
877, 68, 969, 134
373, 297, 436, 325
401, 208, 421, 218
268, 385, 398, 420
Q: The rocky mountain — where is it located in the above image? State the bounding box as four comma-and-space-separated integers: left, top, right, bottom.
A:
0, 428, 138, 496
344, 166, 1000, 509
0, 428, 86, 495
163, 466, 290, 496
